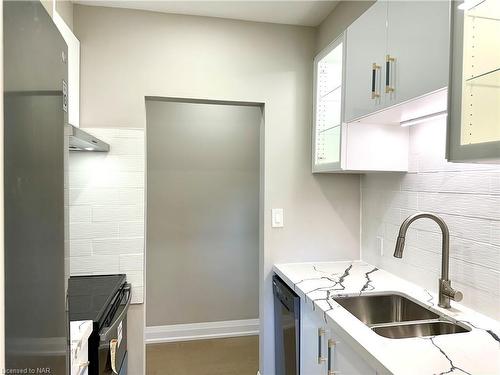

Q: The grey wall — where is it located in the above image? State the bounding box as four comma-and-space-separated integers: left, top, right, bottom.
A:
146, 99, 260, 326
74, 6, 362, 373
316, 0, 375, 52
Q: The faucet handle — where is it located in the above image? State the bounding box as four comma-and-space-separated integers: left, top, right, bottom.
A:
440, 279, 463, 303
448, 288, 463, 302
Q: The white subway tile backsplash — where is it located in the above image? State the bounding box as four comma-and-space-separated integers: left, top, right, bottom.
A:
387, 191, 418, 210
492, 222, 500, 245
119, 222, 145, 237
92, 238, 144, 255
418, 192, 500, 220
450, 237, 500, 270
108, 137, 144, 156
400, 209, 492, 244
118, 189, 145, 206
70, 154, 144, 172
125, 270, 144, 287
362, 118, 500, 318
70, 255, 120, 274
70, 205, 92, 223
70, 240, 93, 257
69, 188, 122, 206
69, 128, 145, 304
402, 171, 492, 195
491, 172, 500, 195
69, 171, 144, 189
92, 205, 144, 222
119, 254, 144, 272
70, 222, 119, 240
450, 260, 500, 296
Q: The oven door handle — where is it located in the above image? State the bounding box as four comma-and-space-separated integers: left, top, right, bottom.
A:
100, 284, 132, 343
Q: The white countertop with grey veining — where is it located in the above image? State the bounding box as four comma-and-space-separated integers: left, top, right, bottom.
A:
273, 261, 500, 375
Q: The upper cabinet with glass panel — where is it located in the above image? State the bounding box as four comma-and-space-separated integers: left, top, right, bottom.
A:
312, 34, 344, 172
448, 0, 500, 162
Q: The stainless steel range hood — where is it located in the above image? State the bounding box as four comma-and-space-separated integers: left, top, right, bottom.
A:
68, 125, 110, 152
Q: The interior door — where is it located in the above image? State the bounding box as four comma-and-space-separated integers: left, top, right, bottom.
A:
344, 1, 387, 122
386, 1, 450, 106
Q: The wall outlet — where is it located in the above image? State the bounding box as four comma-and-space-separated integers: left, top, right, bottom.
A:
377, 236, 384, 256
272, 208, 284, 228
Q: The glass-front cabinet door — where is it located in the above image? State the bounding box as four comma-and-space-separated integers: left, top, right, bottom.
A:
448, 0, 500, 162
312, 33, 345, 172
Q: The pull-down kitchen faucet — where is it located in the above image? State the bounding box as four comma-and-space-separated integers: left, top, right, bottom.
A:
394, 212, 463, 309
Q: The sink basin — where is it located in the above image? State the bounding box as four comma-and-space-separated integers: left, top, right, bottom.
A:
373, 321, 470, 339
334, 293, 472, 339
334, 294, 439, 325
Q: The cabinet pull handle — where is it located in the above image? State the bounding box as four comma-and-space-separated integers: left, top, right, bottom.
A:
327, 339, 337, 375
318, 328, 327, 364
385, 55, 395, 93
371, 63, 381, 99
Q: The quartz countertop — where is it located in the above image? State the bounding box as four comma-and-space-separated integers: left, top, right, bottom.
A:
273, 261, 500, 375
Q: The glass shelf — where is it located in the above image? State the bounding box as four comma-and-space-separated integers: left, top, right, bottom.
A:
315, 125, 341, 165
319, 84, 341, 100
466, 67, 500, 87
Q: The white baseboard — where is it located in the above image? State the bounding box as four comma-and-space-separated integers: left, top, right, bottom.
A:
145, 318, 259, 344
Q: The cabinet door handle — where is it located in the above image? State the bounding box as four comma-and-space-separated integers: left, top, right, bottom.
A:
371, 63, 381, 99
318, 328, 327, 364
385, 55, 395, 93
327, 339, 338, 375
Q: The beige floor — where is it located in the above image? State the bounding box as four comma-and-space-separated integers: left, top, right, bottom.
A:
146, 335, 259, 375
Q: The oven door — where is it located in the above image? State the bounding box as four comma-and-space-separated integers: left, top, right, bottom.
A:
98, 284, 131, 375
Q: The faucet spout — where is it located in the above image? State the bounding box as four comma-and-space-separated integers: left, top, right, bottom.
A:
393, 212, 462, 309
394, 236, 405, 258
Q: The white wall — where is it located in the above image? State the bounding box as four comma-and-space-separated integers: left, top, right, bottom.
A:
68, 128, 145, 304
74, 5, 361, 374
316, 0, 374, 52
361, 117, 500, 318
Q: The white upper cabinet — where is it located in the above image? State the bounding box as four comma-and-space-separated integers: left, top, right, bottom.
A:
344, 1, 450, 123
312, 32, 409, 173
386, 1, 450, 107
447, 0, 500, 163
344, 1, 387, 122
312, 1, 452, 173
53, 10, 80, 127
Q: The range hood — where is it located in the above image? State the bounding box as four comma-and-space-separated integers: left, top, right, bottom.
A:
68, 125, 110, 152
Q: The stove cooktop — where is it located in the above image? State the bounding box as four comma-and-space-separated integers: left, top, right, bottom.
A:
68, 274, 126, 326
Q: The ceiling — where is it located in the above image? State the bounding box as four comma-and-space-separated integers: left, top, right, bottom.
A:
73, 0, 339, 27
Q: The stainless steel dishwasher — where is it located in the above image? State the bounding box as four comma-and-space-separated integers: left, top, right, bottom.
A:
273, 274, 300, 375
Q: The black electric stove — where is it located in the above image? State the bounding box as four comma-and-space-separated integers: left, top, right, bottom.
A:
68, 274, 131, 375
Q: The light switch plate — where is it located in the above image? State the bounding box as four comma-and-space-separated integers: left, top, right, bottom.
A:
272, 208, 284, 228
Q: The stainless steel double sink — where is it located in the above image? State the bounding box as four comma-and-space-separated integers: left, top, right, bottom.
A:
334, 294, 470, 339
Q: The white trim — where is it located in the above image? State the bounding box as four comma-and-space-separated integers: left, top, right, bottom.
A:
145, 319, 259, 344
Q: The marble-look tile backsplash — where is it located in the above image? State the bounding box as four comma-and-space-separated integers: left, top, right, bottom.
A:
68, 128, 144, 303
361, 116, 500, 318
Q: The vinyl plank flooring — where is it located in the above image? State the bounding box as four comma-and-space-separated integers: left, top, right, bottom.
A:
146, 335, 259, 375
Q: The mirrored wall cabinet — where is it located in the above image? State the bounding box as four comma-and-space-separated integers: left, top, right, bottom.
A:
448, 0, 500, 162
